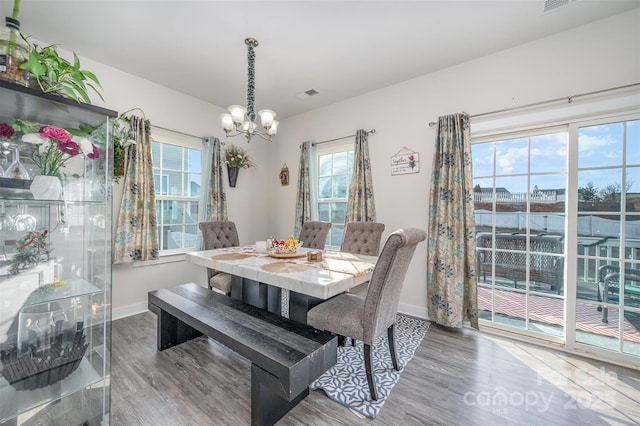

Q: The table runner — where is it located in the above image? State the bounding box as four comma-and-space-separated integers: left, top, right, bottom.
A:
217, 247, 375, 277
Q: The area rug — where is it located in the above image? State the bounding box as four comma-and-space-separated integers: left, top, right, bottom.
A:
310, 315, 429, 419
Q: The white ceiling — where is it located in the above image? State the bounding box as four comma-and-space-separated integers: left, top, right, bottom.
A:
12, 1, 640, 119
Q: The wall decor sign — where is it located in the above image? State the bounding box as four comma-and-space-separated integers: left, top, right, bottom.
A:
391, 147, 420, 175
279, 163, 289, 186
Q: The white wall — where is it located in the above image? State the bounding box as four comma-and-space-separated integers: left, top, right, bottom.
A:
69, 56, 271, 319
268, 10, 640, 319
62, 9, 638, 318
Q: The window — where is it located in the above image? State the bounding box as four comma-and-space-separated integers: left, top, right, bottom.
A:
151, 132, 202, 254
316, 143, 354, 247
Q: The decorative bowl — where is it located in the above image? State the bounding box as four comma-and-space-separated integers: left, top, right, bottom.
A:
272, 240, 303, 254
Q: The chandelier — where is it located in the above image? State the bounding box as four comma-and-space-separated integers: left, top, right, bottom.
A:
219, 38, 279, 142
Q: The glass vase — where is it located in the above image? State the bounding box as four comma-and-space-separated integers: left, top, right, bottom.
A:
0, 18, 29, 86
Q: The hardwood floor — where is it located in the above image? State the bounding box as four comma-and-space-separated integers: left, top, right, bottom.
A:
111, 311, 640, 425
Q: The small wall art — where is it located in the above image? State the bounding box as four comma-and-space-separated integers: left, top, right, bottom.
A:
279, 164, 289, 186
391, 147, 420, 175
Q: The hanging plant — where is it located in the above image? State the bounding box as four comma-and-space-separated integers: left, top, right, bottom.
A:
19, 42, 103, 103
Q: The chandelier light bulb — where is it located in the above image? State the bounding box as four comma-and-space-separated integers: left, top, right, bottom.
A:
228, 105, 247, 124
267, 120, 279, 136
219, 113, 234, 131
258, 109, 276, 128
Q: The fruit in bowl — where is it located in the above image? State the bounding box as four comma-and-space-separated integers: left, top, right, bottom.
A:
272, 236, 303, 254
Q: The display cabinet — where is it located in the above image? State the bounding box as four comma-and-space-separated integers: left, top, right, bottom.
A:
0, 80, 116, 425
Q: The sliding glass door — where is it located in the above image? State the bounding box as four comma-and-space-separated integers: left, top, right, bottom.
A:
573, 117, 640, 357
472, 114, 640, 364
472, 128, 567, 340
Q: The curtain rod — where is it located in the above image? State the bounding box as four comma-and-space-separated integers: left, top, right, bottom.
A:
427, 82, 640, 127
151, 124, 204, 140
312, 129, 376, 146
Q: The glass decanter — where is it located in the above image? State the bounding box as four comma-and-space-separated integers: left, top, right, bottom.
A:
6, 146, 30, 180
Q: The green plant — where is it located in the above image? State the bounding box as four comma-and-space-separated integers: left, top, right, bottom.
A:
9, 229, 51, 275
19, 42, 103, 103
224, 144, 254, 169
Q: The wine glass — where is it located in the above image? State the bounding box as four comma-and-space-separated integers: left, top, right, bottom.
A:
0, 202, 14, 231
14, 205, 36, 232
0, 141, 10, 177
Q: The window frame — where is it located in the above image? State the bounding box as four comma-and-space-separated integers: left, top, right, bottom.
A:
314, 140, 354, 249
150, 127, 202, 256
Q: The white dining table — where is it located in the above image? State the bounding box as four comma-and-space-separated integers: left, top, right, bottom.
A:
186, 247, 377, 323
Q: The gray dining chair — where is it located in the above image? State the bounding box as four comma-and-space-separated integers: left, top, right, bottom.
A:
341, 221, 386, 257
298, 221, 332, 249
198, 221, 240, 295
307, 227, 426, 401
342, 221, 386, 300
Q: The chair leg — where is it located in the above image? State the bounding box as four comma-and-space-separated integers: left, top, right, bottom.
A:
337, 335, 346, 347
351, 338, 356, 347
387, 325, 399, 371
364, 344, 378, 401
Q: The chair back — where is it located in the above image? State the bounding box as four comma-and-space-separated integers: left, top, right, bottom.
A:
298, 221, 332, 249
363, 228, 426, 343
199, 221, 240, 249
340, 222, 386, 256
199, 221, 240, 281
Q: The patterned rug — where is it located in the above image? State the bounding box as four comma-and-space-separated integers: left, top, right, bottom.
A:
310, 315, 430, 419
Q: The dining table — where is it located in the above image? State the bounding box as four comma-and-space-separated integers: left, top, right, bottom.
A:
185, 246, 377, 323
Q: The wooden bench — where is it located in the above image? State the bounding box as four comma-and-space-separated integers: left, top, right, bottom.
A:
476, 233, 564, 294
148, 283, 337, 426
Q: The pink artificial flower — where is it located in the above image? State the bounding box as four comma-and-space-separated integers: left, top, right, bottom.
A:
408, 155, 414, 161
57, 140, 81, 156
87, 144, 100, 159
0, 122, 15, 139
39, 125, 72, 143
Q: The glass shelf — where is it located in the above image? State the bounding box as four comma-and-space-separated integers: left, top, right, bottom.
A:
0, 347, 106, 423
20, 279, 102, 307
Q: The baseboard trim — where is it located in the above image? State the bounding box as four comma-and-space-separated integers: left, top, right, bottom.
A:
398, 301, 429, 321
112, 302, 148, 321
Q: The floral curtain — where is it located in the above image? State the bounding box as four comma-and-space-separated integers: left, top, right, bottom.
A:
347, 129, 376, 222
113, 116, 159, 263
205, 137, 227, 221
426, 113, 478, 329
294, 141, 312, 237
196, 137, 227, 250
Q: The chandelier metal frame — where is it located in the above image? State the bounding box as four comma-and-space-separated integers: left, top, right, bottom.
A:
219, 38, 278, 143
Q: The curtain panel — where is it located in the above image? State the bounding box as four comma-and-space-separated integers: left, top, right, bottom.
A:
113, 116, 159, 263
426, 113, 478, 328
347, 129, 376, 222
196, 137, 227, 250
294, 141, 313, 237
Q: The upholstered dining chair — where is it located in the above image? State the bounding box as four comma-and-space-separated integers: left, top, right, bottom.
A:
298, 221, 332, 250
198, 221, 240, 295
342, 221, 386, 301
341, 221, 386, 256
307, 227, 426, 401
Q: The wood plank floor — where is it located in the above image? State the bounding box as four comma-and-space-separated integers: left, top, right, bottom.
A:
111, 311, 640, 425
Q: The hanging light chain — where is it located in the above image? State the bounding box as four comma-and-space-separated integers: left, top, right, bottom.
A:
246, 38, 257, 123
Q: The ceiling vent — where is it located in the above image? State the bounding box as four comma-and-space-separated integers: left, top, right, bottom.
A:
296, 89, 319, 100
543, 0, 579, 13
